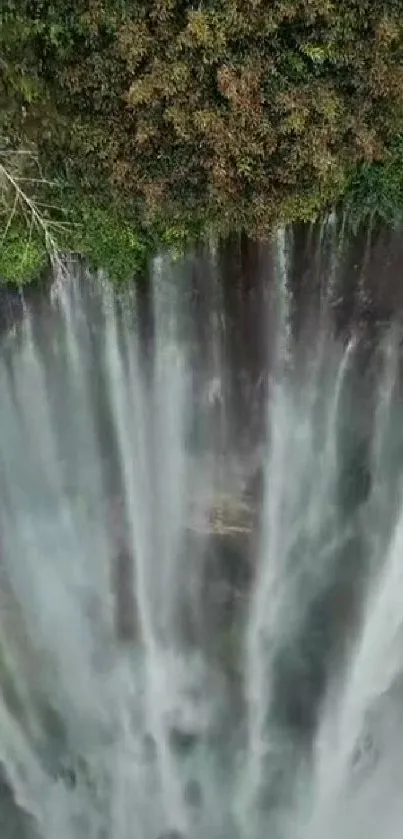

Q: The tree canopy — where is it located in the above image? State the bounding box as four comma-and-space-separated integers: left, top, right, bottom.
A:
1, 1, 403, 281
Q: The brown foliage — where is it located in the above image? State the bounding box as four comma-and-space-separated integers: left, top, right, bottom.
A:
2, 0, 403, 233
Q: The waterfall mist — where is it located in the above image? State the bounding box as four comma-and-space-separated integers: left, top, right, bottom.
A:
1, 225, 403, 839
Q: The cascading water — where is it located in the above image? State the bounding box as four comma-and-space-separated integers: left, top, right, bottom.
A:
1, 230, 403, 839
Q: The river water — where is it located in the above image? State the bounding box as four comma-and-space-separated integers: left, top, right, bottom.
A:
1, 222, 403, 838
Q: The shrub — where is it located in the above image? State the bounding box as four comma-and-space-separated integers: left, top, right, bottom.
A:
1, 0, 403, 282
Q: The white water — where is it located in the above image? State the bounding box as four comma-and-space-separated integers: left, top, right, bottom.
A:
0, 241, 403, 839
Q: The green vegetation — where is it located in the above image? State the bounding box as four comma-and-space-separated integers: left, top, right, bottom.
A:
0, 215, 47, 284
344, 134, 403, 228
1, 1, 403, 283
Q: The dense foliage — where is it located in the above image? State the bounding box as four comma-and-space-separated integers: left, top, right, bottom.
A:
344, 134, 403, 228
1, 0, 403, 282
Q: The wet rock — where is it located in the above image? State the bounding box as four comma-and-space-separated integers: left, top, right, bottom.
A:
208, 505, 253, 537
244, 461, 265, 509
184, 778, 202, 807
0, 764, 40, 839
157, 829, 185, 839
168, 727, 199, 754
177, 492, 255, 664
351, 730, 376, 773
40, 702, 68, 752
143, 733, 157, 760
211, 532, 252, 593
112, 547, 137, 643
338, 438, 372, 517
56, 763, 77, 789
187, 487, 257, 538
0, 286, 24, 335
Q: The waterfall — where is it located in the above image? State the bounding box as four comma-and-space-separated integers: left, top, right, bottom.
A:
1, 230, 403, 839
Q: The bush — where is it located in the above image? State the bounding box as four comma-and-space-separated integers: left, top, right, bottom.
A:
63, 198, 152, 284
344, 135, 403, 228
1, 1, 403, 282
0, 215, 48, 284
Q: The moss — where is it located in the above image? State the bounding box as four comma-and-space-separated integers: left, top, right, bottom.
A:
0, 216, 48, 285
345, 135, 403, 228
64, 199, 152, 284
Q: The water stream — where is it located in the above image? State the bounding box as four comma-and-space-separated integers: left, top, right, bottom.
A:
1, 229, 403, 838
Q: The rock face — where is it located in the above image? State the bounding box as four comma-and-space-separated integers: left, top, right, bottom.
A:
112, 546, 137, 643
205, 496, 256, 537
107, 496, 138, 644
0, 287, 24, 335
107, 475, 262, 651
0, 765, 39, 839
185, 488, 261, 680
156, 830, 185, 839
168, 727, 198, 755
183, 778, 202, 807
